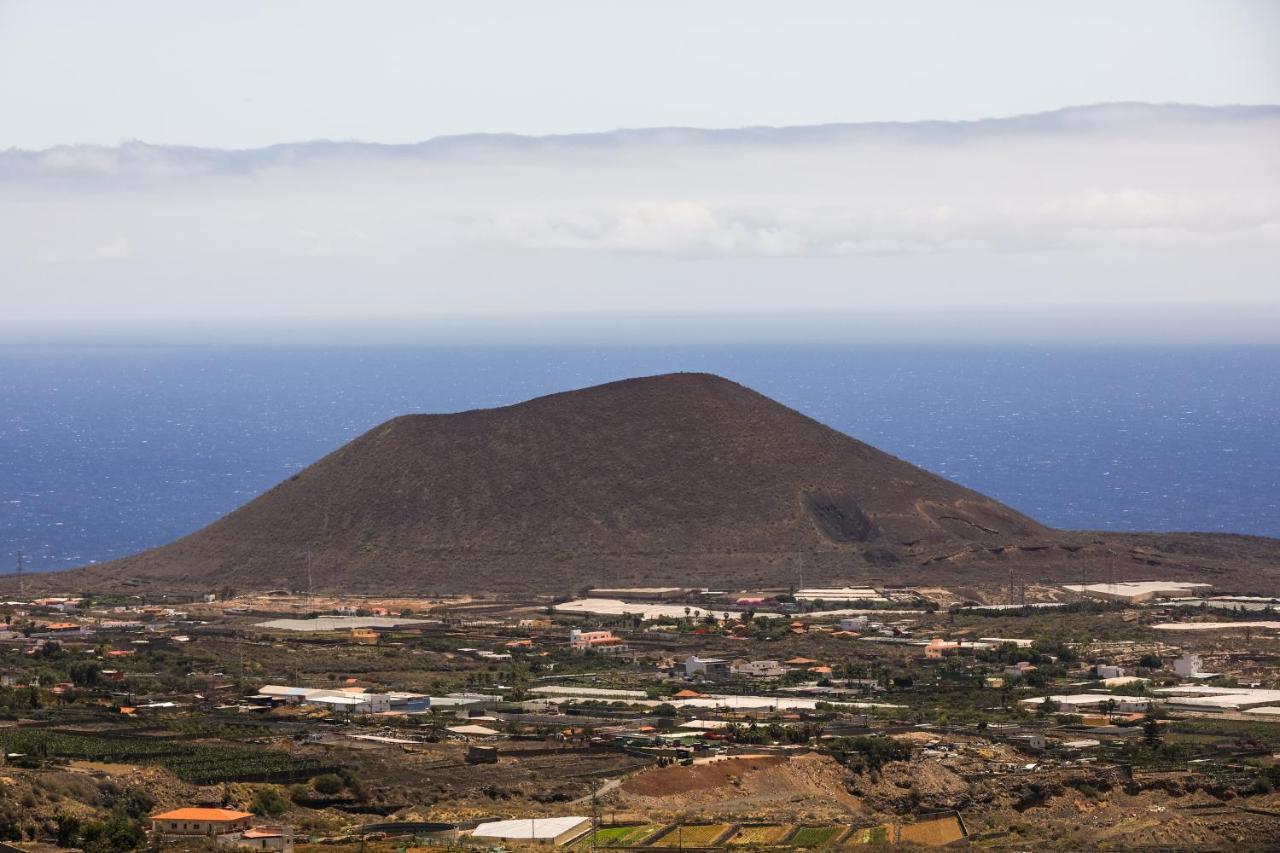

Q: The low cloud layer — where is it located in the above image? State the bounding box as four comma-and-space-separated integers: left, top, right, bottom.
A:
2, 104, 1278, 337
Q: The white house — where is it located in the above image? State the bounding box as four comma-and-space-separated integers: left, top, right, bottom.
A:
685, 656, 731, 680
1173, 653, 1203, 677
731, 659, 787, 678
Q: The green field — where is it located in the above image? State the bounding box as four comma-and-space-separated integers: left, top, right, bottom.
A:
848, 825, 891, 845
582, 824, 662, 847
788, 825, 843, 847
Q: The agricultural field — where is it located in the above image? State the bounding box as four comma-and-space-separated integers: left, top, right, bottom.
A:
787, 825, 843, 847
665, 823, 734, 846
898, 815, 965, 846
728, 824, 794, 845
847, 825, 891, 845
581, 824, 662, 847
0, 728, 333, 783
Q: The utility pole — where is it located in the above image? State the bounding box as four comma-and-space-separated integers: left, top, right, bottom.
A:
591, 780, 600, 851
16, 551, 24, 597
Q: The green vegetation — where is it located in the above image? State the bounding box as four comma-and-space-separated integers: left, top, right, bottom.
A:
788, 825, 842, 847
250, 786, 289, 816
312, 772, 345, 795
585, 824, 660, 847
0, 729, 334, 784
824, 736, 912, 772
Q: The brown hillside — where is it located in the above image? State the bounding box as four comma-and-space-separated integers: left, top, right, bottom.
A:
26, 373, 1280, 594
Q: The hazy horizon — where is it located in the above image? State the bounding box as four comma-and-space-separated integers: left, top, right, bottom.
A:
4, 102, 1279, 343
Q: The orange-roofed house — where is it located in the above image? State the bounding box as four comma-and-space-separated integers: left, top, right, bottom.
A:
568, 629, 629, 654
784, 657, 817, 667
240, 825, 295, 852
672, 688, 702, 699
151, 808, 253, 838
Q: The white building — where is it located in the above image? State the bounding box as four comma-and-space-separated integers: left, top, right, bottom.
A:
1018, 693, 1152, 714
470, 817, 591, 846
1094, 665, 1124, 679
731, 659, 787, 678
1173, 653, 1203, 677
256, 685, 391, 714
685, 656, 730, 680
1153, 685, 1280, 712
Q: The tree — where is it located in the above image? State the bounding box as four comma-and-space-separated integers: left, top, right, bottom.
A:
78, 813, 145, 853
250, 786, 288, 817
1142, 710, 1161, 747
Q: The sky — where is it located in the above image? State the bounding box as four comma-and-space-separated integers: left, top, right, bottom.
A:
1, 1, 1279, 342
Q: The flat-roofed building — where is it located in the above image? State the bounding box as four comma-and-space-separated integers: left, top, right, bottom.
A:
732, 659, 786, 678
1018, 694, 1152, 713
470, 816, 591, 846
685, 655, 730, 680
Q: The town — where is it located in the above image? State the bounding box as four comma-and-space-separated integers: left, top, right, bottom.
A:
1, 579, 1279, 850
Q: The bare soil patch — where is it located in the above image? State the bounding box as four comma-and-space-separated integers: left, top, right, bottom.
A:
621, 756, 786, 797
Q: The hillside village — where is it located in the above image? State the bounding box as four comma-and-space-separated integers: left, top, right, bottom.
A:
2, 580, 1280, 850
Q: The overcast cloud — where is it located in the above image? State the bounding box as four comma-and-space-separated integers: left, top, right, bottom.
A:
2, 104, 1278, 340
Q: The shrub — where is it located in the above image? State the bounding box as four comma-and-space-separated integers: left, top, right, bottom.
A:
250, 786, 288, 817
312, 773, 344, 796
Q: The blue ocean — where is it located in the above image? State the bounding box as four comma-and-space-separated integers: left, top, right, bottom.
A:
2, 345, 1278, 571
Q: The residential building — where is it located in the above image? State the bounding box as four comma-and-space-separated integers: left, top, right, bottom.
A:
151, 808, 253, 839
685, 656, 731, 680
349, 627, 378, 645
1173, 653, 1203, 677
239, 826, 294, 852
568, 629, 629, 654
731, 659, 787, 678
925, 638, 959, 659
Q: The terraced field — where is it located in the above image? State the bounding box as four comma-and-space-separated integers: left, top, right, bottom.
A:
728, 825, 794, 845
848, 825, 891, 845
787, 825, 844, 847
582, 824, 663, 847
898, 815, 964, 846
666, 824, 734, 846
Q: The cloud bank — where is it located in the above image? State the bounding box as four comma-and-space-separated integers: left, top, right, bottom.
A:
2, 104, 1278, 338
